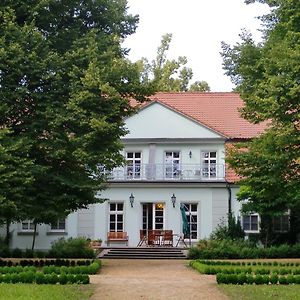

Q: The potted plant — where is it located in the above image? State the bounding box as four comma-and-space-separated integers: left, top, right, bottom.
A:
89, 238, 102, 248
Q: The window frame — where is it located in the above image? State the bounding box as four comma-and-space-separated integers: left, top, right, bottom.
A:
109, 202, 124, 232
21, 220, 35, 232
242, 213, 260, 233
273, 212, 290, 233
201, 150, 217, 179
181, 203, 198, 240
125, 151, 142, 179
50, 218, 66, 232
164, 150, 181, 179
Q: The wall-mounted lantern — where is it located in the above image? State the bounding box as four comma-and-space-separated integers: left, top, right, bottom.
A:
171, 193, 176, 208
129, 193, 135, 208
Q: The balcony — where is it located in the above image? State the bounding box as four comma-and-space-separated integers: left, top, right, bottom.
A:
101, 163, 225, 182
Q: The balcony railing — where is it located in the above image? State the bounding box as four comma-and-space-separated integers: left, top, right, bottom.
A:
100, 163, 225, 182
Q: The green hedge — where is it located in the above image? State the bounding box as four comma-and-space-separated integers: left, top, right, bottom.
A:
0, 272, 90, 284
0, 259, 93, 267
190, 261, 300, 276
188, 240, 300, 260
0, 238, 96, 259
43, 261, 101, 275
216, 273, 300, 285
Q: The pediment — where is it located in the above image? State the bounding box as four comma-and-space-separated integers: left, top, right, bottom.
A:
123, 102, 223, 139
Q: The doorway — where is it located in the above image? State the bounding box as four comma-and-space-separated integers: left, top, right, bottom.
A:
142, 203, 164, 231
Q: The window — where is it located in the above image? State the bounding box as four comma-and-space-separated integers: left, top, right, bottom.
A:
201, 151, 217, 178
165, 151, 180, 179
273, 214, 290, 232
182, 203, 198, 239
126, 152, 141, 179
242, 213, 259, 232
21, 220, 35, 231
51, 219, 66, 231
109, 203, 124, 232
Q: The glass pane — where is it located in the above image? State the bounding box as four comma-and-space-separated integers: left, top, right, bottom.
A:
127, 152, 133, 158
110, 203, 116, 211
210, 152, 217, 158
110, 215, 115, 222
117, 215, 123, 222
117, 203, 123, 211
117, 223, 123, 230
110, 223, 115, 231
135, 152, 141, 158
191, 204, 197, 212
173, 152, 180, 158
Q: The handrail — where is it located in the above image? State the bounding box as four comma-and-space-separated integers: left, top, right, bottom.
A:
100, 163, 225, 181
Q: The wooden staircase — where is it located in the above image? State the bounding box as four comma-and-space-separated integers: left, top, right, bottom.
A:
98, 247, 188, 259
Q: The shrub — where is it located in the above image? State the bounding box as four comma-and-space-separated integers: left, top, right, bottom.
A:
270, 273, 278, 284
278, 276, 288, 285
287, 274, 295, 284
11, 248, 23, 258
48, 237, 95, 258
254, 275, 263, 285
59, 273, 68, 285
35, 272, 45, 284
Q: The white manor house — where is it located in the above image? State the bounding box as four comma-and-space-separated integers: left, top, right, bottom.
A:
5, 92, 268, 250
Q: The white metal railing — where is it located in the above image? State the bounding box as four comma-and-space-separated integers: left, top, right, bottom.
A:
100, 163, 225, 181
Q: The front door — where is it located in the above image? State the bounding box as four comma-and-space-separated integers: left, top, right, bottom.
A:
142, 203, 164, 231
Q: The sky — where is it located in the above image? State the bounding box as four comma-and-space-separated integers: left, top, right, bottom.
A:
122, 0, 270, 92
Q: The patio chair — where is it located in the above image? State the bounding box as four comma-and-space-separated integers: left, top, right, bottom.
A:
147, 230, 161, 246
162, 230, 173, 247
137, 229, 147, 247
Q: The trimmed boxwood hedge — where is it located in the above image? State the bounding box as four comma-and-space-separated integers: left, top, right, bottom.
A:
0, 272, 90, 284
0, 258, 93, 267
216, 273, 300, 285
0, 260, 100, 284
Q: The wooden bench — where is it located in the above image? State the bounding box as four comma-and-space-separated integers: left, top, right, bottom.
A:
107, 231, 129, 246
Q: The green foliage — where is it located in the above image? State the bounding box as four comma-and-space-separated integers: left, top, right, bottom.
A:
48, 237, 95, 259
0, 0, 153, 248
222, 0, 300, 246
137, 33, 210, 92
211, 213, 245, 240
188, 240, 300, 260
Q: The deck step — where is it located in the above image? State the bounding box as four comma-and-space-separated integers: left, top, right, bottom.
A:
99, 247, 188, 259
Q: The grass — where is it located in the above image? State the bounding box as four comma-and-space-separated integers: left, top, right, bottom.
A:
219, 285, 300, 300
0, 284, 93, 300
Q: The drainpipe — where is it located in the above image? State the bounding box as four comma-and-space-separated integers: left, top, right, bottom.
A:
226, 181, 232, 215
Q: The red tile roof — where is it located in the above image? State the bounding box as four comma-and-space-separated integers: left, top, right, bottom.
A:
145, 92, 267, 139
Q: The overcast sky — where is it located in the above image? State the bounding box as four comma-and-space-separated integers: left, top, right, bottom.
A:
123, 0, 270, 92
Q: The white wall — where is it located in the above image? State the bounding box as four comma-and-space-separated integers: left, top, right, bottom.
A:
124, 103, 221, 139
94, 185, 228, 247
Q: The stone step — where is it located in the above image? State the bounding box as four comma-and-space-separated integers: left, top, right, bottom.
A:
99, 247, 188, 259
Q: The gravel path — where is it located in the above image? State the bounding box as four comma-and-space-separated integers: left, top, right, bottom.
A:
90, 259, 229, 300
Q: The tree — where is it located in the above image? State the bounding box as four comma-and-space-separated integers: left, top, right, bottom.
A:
222, 0, 300, 245
0, 129, 34, 246
0, 1, 152, 248
138, 33, 210, 92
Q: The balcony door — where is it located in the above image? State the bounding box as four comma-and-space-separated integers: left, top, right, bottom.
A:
142, 203, 164, 231
165, 151, 180, 179
126, 151, 141, 179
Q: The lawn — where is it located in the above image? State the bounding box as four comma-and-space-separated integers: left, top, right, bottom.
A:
0, 284, 93, 300
219, 285, 300, 300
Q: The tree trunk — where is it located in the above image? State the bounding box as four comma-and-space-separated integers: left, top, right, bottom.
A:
5, 218, 10, 246
31, 222, 37, 250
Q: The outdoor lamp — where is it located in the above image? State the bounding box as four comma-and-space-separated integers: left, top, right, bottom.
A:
189, 151, 192, 158
171, 193, 176, 208
129, 193, 135, 207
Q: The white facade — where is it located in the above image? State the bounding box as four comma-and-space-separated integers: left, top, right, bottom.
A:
6, 102, 243, 250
